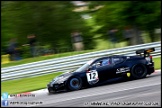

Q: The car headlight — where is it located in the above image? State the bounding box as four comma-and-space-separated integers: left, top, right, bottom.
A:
56, 76, 69, 83
57, 77, 67, 83
51, 76, 69, 85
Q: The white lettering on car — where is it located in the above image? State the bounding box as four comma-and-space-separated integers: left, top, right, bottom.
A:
116, 67, 130, 74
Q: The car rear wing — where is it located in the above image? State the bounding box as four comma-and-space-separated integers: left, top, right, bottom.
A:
136, 48, 155, 57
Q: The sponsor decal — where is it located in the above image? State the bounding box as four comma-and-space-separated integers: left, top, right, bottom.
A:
116, 67, 130, 74
86, 70, 99, 85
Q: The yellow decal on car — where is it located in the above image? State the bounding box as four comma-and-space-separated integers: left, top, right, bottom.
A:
127, 73, 131, 77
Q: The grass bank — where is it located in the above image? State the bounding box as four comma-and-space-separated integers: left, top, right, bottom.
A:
1, 72, 63, 95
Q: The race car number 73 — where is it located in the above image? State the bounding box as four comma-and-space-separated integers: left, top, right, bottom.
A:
86, 70, 99, 82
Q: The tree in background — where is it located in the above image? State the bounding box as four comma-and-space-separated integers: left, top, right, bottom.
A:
1, 1, 161, 56
1, 1, 94, 56
88, 1, 161, 44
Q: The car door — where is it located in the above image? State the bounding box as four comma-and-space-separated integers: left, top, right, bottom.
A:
94, 57, 114, 82
112, 57, 127, 76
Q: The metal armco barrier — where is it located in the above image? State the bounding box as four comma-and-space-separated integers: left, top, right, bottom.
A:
1, 41, 161, 81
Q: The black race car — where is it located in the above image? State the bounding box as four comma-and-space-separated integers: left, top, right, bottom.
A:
47, 48, 155, 93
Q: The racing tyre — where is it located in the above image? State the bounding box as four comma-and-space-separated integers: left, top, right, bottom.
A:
131, 64, 147, 79
67, 77, 82, 91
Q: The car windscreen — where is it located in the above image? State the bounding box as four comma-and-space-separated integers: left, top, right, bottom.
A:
75, 59, 95, 72
75, 63, 90, 72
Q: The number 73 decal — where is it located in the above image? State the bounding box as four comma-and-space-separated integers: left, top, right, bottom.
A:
86, 70, 99, 85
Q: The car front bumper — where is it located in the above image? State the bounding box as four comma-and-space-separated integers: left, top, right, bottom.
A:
47, 82, 66, 92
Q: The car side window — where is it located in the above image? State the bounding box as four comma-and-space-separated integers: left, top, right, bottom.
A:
92, 58, 111, 68
113, 57, 124, 64
91, 61, 101, 68
101, 58, 111, 66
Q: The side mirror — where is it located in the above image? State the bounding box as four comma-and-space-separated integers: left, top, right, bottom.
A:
87, 68, 90, 71
92, 64, 97, 69
87, 65, 95, 71
96, 62, 101, 65
87, 66, 91, 72
89, 65, 93, 70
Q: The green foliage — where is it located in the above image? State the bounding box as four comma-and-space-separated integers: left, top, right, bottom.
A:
1, 1, 161, 55
90, 1, 161, 42
20, 46, 31, 59
1, 1, 94, 55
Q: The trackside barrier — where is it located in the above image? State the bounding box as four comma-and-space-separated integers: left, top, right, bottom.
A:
1, 41, 161, 81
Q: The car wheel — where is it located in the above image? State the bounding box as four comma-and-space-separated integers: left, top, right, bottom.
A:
131, 64, 147, 79
67, 77, 82, 91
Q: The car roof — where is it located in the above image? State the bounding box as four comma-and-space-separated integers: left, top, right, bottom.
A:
92, 55, 143, 62
111, 55, 126, 58
94, 55, 126, 61
103, 55, 126, 58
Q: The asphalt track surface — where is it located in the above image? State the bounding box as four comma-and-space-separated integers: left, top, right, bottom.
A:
4, 71, 161, 107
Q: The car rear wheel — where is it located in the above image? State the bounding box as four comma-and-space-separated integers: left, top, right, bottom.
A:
131, 64, 147, 79
67, 77, 82, 91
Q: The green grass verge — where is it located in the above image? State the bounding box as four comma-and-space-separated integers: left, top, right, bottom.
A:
1, 72, 63, 95
1, 57, 160, 95
153, 57, 161, 69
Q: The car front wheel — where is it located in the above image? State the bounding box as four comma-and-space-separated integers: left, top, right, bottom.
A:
67, 77, 82, 91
